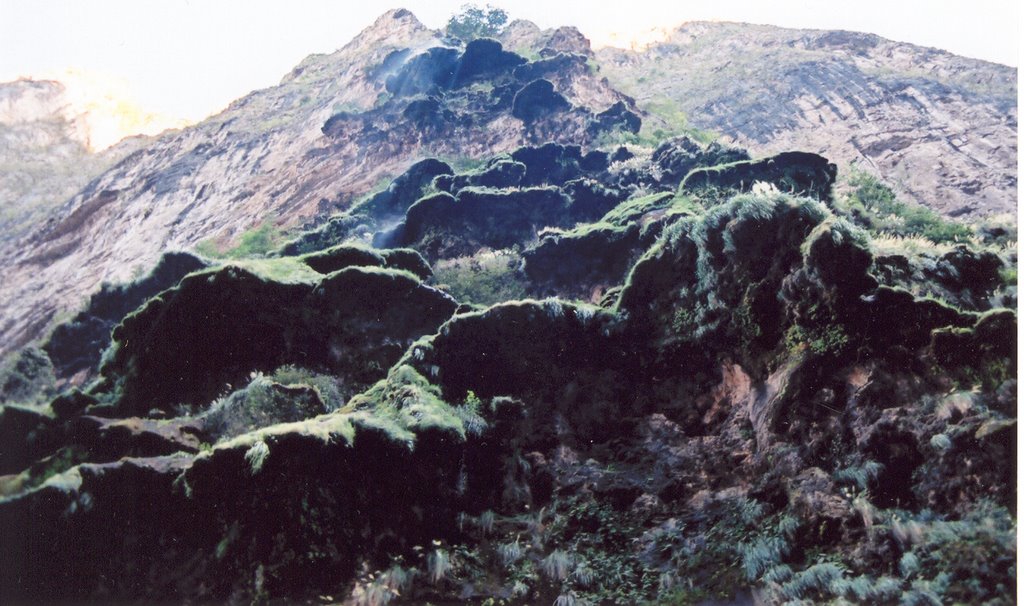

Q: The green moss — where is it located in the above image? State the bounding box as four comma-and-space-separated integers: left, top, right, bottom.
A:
432, 249, 529, 306
598, 191, 675, 226
268, 365, 347, 411
198, 374, 332, 441
836, 169, 973, 244
25, 446, 89, 491
197, 222, 288, 259
931, 309, 1016, 389
346, 364, 483, 441
220, 257, 323, 284
100, 264, 456, 415
0, 346, 56, 406
596, 95, 718, 148
681, 152, 836, 202
998, 266, 1016, 286
212, 410, 357, 453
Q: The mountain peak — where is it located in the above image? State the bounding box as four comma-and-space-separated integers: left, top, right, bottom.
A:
358, 8, 428, 42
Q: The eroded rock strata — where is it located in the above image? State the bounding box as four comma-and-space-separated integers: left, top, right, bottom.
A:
0, 10, 1016, 606
0, 131, 1015, 604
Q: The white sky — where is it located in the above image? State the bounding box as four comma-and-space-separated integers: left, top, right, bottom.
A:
0, 0, 1019, 136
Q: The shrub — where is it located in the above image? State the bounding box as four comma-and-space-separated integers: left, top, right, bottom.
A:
838, 169, 971, 244
432, 249, 528, 305
445, 4, 508, 41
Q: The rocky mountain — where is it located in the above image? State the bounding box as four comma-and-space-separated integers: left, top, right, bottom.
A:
0, 79, 144, 249
0, 8, 1017, 606
1, 135, 1015, 604
597, 22, 1017, 218
0, 9, 637, 358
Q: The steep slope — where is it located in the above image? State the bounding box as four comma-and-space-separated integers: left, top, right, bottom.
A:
0, 135, 1014, 604
0, 9, 635, 357
0, 13, 1015, 604
597, 22, 1017, 218
0, 79, 144, 248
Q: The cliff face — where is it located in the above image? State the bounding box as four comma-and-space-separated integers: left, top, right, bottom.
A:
0, 10, 1016, 606
597, 22, 1017, 218
0, 10, 632, 357
0, 137, 1014, 606
0, 80, 142, 250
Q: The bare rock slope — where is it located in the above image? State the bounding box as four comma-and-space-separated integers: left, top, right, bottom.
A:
597, 22, 1017, 218
0, 10, 633, 357
0, 79, 143, 249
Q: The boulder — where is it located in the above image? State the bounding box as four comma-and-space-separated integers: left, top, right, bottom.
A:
512, 79, 571, 123
510, 143, 587, 186
451, 38, 526, 88
588, 101, 642, 136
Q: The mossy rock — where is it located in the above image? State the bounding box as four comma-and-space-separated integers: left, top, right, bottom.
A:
524, 222, 643, 298
681, 151, 837, 201
384, 47, 462, 97
384, 39, 525, 98
0, 346, 56, 406
281, 159, 452, 255
301, 245, 386, 274
588, 100, 642, 136
653, 136, 750, 187
402, 300, 639, 442
562, 178, 629, 223
617, 195, 868, 373
510, 142, 588, 186
0, 404, 58, 474
451, 38, 526, 88
434, 158, 527, 192
392, 187, 571, 259
931, 309, 1016, 385
402, 97, 457, 131
859, 286, 972, 351
511, 78, 571, 123
381, 248, 433, 280
0, 454, 204, 601
43, 251, 208, 381
99, 265, 457, 415
513, 52, 588, 83
521, 187, 684, 297
196, 379, 329, 441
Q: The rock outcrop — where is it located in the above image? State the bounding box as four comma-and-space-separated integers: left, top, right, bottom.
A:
0, 10, 637, 359
0, 10, 1016, 606
0, 79, 147, 250
597, 22, 1017, 218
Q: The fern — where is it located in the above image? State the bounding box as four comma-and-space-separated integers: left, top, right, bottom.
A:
244, 440, 270, 475
739, 536, 787, 581
541, 550, 573, 581
499, 538, 524, 565
427, 548, 452, 584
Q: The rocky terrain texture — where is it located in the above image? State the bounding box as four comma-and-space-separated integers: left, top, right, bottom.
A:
0, 79, 144, 249
0, 9, 1017, 606
597, 22, 1017, 219
0, 9, 637, 359
0, 129, 1016, 603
